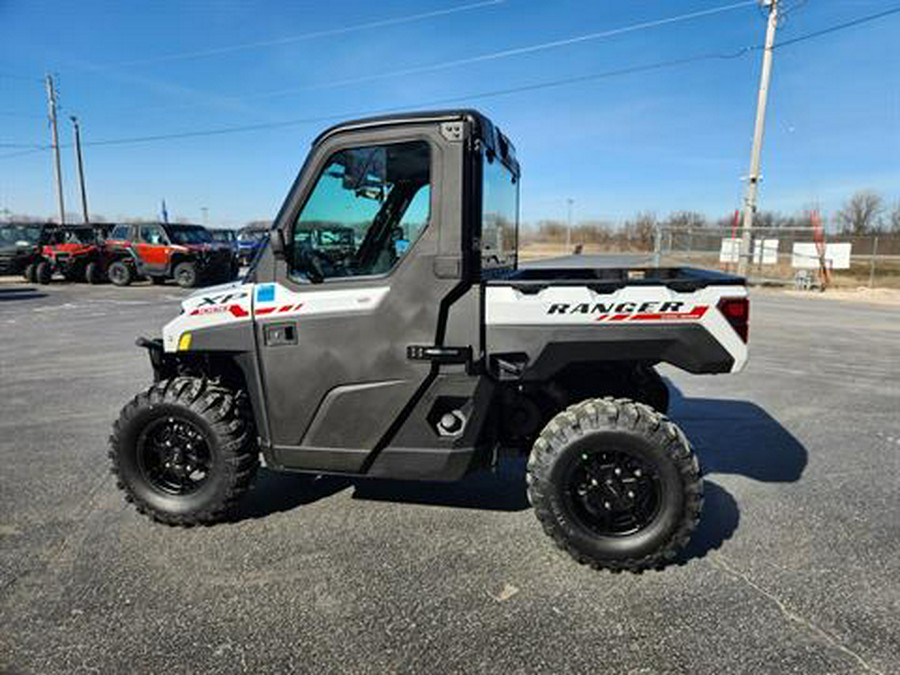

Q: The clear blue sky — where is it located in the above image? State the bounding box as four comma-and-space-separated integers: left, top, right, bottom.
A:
1, 0, 898, 228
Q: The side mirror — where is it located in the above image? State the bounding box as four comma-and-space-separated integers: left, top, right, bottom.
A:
270, 229, 287, 259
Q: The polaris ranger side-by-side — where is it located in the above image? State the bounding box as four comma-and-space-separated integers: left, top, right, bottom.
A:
110, 110, 749, 571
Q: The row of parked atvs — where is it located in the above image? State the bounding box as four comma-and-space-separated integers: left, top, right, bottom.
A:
0, 222, 267, 288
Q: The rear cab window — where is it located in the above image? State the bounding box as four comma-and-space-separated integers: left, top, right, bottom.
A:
481, 149, 519, 274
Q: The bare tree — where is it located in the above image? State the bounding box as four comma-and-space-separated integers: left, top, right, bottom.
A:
664, 211, 707, 230
623, 212, 657, 250
890, 201, 900, 233
836, 191, 884, 234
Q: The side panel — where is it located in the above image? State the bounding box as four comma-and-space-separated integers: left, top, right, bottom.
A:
485, 283, 748, 376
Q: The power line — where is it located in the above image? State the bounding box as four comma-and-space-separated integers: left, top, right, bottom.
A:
0, 142, 44, 148
110, 0, 505, 67
2, 4, 897, 158
302, 0, 758, 93
150, 0, 759, 108
75, 48, 757, 149
0, 147, 46, 160
774, 5, 900, 48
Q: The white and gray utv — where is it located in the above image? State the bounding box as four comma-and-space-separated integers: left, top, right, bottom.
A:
110, 110, 749, 572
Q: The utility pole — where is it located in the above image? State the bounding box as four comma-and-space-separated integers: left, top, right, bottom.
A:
201, 207, 208, 225
70, 116, 90, 223
738, 0, 779, 276
566, 198, 574, 252
45, 74, 66, 225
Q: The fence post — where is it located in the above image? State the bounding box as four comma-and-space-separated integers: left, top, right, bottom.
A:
868, 236, 878, 288
653, 224, 662, 268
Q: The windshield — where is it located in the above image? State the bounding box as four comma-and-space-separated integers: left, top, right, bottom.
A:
169, 226, 212, 244
0, 224, 43, 246
210, 230, 235, 243
60, 228, 95, 244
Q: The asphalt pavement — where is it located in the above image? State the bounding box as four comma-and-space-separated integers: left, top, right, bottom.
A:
1, 278, 898, 674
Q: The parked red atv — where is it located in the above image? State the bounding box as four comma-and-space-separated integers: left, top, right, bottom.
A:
33, 225, 109, 284
103, 222, 236, 288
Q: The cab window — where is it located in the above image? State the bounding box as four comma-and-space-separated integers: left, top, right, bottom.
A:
110, 224, 130, 240
139, 225, 165, 245
481, 151, 519, 271
289, 141, 430, 282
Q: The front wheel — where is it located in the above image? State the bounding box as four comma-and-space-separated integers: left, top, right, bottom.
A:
109, 377, 259, 525
174, 261, 198, 288
527, 397, 702, 572
108, 260, 133, 286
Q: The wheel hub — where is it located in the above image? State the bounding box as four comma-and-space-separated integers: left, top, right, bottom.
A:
138, 416, 211, 495
567, 450, 661, 536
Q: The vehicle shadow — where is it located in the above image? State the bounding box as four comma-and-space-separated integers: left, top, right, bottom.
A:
0, 286, 47, 302
668, 384, 808, 483
231, 385, 807, 568
351, 456, 531, 512
229, 468, 352, 521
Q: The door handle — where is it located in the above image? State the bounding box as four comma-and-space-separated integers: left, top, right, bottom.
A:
263, 322, 297, 346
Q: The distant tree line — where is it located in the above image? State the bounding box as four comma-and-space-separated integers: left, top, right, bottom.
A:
5, 190, 898, 240
523, 190, 900, 250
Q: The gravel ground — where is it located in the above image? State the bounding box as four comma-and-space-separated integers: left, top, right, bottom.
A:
0, 277, 898, 674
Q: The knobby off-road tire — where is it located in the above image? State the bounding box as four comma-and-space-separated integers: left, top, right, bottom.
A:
35, 261, 52, 285
84, 261, 103, 284
174, 261, 198, 288
108, 260, 133, 286
527, 397, 702, 572
109, 377, 259, 525
23, 263, 36, 282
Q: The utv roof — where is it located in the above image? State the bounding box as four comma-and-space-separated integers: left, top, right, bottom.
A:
314, 109, 517, 170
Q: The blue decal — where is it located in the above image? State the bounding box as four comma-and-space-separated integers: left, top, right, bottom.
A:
256, 284, 275, 303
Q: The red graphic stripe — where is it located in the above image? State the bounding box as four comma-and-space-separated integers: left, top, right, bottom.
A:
256, 307, 275, 315
594, 306, 709, 323
228, 305, 249, 318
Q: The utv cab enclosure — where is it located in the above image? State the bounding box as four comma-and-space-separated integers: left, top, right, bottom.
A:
111, 110, 749, 571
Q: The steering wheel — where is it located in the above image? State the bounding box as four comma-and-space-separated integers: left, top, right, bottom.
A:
296, 244, 337, 281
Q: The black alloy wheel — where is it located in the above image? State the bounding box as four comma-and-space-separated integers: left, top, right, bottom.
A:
136, 415, 212, 495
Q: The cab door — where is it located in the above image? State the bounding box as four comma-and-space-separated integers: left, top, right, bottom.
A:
135, 224, 170, 272
256, 125, 465, 473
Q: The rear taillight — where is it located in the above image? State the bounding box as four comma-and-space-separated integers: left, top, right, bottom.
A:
717, 297, 749, 343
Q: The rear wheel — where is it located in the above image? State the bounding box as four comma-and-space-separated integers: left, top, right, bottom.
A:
108, 260, 133, 286
23, 263, 36, 283
109, 377, 259, 525
174, 261, 198, 288
527, 397, 702, 572
84, 261, 104, 284
35, 261, 52, 285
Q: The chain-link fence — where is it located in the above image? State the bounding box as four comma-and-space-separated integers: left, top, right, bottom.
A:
654, 226, 900, 289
